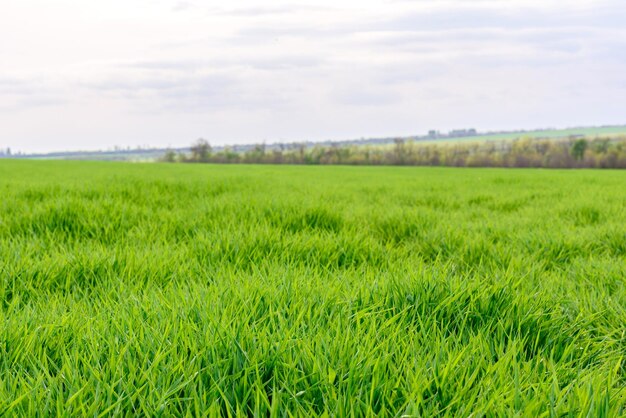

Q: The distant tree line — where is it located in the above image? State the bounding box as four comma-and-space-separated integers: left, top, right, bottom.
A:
161, 136, 626, 169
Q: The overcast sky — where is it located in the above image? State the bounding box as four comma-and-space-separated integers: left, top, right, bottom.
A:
1, 0, 625, 153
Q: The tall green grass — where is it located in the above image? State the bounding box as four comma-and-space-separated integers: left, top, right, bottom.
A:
0, 160, 625, 416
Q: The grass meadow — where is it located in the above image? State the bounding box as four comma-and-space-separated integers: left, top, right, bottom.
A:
0, 160, 625, 416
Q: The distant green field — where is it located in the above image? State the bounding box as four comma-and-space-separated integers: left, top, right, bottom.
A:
1, 161, 625, 416
423, 125, 626, 144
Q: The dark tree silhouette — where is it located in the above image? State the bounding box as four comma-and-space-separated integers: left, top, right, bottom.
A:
190, 138, 212, 162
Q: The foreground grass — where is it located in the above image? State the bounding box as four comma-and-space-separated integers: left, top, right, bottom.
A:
0, 160, 625, 416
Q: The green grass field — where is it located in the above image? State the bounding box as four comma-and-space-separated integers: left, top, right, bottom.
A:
1, 160, 625, 416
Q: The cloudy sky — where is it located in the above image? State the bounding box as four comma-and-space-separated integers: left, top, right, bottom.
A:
1, 0, 625, 153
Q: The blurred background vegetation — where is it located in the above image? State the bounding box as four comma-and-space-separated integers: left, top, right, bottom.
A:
166, 136, 626, 169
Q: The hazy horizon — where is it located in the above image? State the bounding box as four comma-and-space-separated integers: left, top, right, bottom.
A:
4, 123, 626, 156
2, 0, 625, 153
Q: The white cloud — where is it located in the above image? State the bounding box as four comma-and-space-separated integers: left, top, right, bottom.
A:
0, 0, 624, 152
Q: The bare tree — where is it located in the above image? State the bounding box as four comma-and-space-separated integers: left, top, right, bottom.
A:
190, 138, 212, 162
